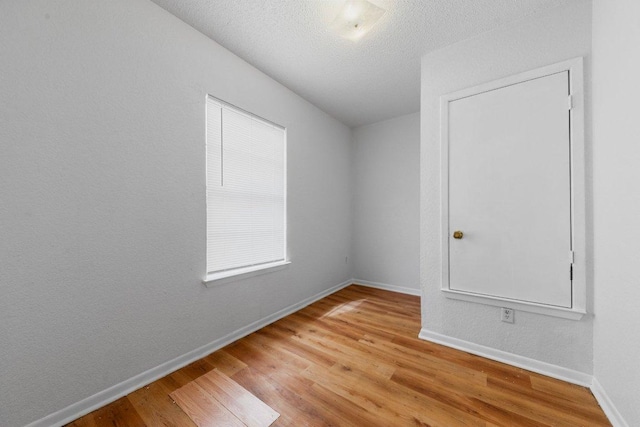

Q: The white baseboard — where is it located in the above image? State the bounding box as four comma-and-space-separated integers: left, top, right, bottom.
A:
25, 279, 353, 427
591, 377, 629, 427
418, 328, 592, 387
353, 279, 421, 296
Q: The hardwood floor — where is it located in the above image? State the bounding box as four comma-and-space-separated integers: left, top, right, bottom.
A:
67, 285, 610, 426
169, 368, 280, 426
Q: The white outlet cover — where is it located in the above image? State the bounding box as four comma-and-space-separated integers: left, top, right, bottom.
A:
501, 308, 515, 323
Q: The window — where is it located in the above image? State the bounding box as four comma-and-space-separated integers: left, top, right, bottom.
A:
205, 96, 287, 283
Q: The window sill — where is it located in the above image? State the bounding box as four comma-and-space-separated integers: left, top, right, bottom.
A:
442, 289, 586, 320
203, 261, 291, 287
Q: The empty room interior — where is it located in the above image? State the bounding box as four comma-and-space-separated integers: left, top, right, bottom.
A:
1, 0, 639, 426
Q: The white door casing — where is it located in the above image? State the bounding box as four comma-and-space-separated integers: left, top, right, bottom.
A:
440, 58, 586, 320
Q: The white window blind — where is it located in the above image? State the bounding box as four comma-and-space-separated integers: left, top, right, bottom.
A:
206, 96, 286, 276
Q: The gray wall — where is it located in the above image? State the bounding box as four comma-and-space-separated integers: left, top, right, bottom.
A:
593, 0, 640, 424
352, 113, 420, 292
0, 1, 353, 426
420, 2, 594, 372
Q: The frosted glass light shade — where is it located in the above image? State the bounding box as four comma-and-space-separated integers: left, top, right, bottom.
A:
331, 0, 386, 41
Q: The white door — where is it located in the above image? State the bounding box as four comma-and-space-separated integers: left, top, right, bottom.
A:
447, 71, 572, 308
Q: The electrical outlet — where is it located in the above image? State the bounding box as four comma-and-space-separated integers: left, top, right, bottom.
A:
501, 308, 514, 323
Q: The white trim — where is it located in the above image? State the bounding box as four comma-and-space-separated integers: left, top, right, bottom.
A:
591, 377, 629, 427
442, 289, 585, 320
567, 57, 587, 311
439, 57, 587, 319
353, 279, 421, 296
418, 328, 592, 387
207, 95, 284, 130
203, 260, 291, 286
24, 279, 353, 427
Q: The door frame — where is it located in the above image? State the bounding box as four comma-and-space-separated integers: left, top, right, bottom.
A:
439, 57, 586, 320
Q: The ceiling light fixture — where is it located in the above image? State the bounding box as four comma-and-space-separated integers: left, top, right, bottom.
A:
331, 0, 386, 42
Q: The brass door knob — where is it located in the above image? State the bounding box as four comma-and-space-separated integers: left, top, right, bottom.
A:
453, 230, 464, 239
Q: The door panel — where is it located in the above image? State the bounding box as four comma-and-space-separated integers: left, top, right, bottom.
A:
448, 71, 571, 307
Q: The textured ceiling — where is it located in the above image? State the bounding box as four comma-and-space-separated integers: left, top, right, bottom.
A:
149, 0, 583, 127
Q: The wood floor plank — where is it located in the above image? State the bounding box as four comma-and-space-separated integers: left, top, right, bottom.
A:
268, 316, 397, 379
487, 375, 611, 425
304, 359, 486, 426
243, 330, 312, 372
308, 382, 408, 427
195, 368, 279, 427
226, 330, 362, 426
67, 396, 146, 427
128, 380, 197, 427
391, 365, 545, 427
67, 285, 611, 427
169, 381, 244, 427
391, 333, 535, 388
231, 366, 332, 427
248, 327, 335, 370
530, 373, 599, 404
360, 333, 489, 386
203, 350, 247, 377
302, 368, 417, 426
346, 284, 420, 306
178, 358, 217, 381
298, 304, 405, 345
